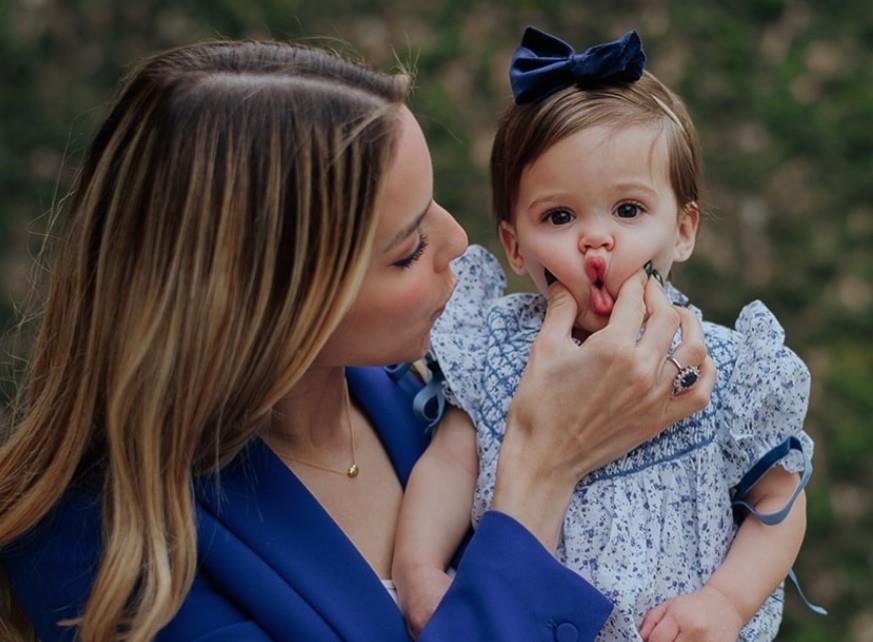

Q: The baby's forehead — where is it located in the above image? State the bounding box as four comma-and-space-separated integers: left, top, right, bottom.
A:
551, 121, 668, 156
520, 123, 672, 190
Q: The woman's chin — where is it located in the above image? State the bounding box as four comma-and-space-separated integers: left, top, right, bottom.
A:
403, 333, 433, 363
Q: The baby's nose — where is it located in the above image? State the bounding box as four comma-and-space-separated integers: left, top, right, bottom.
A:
578, 224, 614, 252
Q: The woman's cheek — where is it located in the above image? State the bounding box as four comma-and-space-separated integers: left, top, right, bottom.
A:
394, 275, 435, 318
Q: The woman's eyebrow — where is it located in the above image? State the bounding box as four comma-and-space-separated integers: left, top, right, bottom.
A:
384, 200, 432, 253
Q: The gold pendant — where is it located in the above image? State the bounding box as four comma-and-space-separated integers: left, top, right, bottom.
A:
347, 464, 359, 478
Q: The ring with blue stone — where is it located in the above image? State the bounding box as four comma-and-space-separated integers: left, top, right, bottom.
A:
666, 355, 700, 395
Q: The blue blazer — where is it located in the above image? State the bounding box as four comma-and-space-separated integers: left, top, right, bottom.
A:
4, 367, 612, 641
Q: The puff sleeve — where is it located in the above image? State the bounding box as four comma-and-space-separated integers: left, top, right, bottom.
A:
716, 301, 814, 491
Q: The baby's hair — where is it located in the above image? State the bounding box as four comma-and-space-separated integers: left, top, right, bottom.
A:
490, 71, 702, 224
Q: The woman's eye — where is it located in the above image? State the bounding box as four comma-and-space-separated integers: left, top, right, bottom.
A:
546, 209, 574, 225
615, 203, 642, 219
392, 233, 429, 269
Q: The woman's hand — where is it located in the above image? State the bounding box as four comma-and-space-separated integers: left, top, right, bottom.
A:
490, 268, 715, 550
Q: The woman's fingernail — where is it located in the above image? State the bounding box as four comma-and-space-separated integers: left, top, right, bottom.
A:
544, 268, 557, 286
643, 260, 664, 286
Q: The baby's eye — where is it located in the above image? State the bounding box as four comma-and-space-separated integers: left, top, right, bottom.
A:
545, 209, 575, 225
614, 202, 642, 219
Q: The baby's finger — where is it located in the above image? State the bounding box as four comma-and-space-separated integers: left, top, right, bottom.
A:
639, 602, 668, 640
648, 613, 680, 642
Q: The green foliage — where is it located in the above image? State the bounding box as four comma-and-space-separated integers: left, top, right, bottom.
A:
1, 1, 871, 638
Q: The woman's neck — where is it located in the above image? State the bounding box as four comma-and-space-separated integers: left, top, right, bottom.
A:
266, 366, 352, 458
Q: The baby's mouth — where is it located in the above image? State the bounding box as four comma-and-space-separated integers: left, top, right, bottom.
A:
585, 255, 615, 316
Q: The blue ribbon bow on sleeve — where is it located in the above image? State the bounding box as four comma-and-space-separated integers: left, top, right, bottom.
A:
510, 27, 646, 105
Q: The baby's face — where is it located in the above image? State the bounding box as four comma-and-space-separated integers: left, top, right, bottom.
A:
500, 123, 699, 336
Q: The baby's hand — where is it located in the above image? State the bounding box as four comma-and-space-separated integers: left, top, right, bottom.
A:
396, 567, 453, 639
639, 586, 744, 642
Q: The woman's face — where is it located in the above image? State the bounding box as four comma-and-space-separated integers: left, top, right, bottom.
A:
315, 106, 468, 367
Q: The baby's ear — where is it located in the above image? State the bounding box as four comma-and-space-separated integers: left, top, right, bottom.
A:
673, 201, 700, 263
498, 220, 527, 275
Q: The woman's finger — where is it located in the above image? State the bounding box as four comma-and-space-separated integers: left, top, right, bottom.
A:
598, 268, 648, 342
538, 280, 579, 350
635, 276, 681, 374
668, 306, 709, 370
664, 352, 715, 424
649, 305, 710, 401
659, 304, 712, 389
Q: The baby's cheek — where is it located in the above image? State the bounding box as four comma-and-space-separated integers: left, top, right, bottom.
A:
615, 239, 669, 283
607, 260, 642, 292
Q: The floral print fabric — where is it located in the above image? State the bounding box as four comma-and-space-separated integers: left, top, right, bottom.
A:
430, 246, 814, 641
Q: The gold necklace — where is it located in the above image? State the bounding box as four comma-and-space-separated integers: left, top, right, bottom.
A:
272, 385, 359, 479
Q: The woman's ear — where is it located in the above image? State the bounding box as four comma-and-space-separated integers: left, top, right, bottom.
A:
499, 220, 527, 275
673, 202, 701, 264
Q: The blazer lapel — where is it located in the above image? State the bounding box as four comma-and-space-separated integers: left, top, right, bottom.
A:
347, 366, 430, 487
197, 367, 430, 641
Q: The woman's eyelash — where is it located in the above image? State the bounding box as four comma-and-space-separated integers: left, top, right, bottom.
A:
393, 233, 429, 269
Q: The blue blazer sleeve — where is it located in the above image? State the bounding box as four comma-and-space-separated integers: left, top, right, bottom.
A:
158, 511, 612, 642
4, 368, 613, 642
424, 511, 612, 642
159, 510, 612, 642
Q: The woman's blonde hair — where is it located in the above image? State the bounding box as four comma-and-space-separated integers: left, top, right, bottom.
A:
491, 71, 702, 224
0, 40, 408, 641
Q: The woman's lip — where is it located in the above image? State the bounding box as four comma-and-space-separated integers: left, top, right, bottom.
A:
432, 282, 457, 319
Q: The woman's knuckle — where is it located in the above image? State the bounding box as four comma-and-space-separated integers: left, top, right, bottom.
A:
691, 339, 709, 361
614, 343, 636, 367
677, 306, 697, 324
690, 385, 710, 409
628, 364, 652, 392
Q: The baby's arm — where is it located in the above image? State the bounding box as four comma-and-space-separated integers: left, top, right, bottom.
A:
392, 407, 479, 638
640, 467, 806, 642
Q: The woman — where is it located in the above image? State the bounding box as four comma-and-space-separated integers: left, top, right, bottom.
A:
0, 41, 713, 641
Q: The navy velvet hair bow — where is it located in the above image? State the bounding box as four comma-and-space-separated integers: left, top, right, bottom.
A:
510, 27, 646, 105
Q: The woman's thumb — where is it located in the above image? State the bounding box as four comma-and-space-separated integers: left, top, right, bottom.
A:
540, 280, 578, 345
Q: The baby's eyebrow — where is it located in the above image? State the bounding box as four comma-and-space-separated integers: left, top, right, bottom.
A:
524, 193, 570, 210
609, 181, 658, 197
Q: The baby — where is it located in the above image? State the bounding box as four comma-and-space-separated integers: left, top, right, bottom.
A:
392, 28, 817, 642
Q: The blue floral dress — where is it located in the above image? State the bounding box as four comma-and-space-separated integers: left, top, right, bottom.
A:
430, 246, 814, 642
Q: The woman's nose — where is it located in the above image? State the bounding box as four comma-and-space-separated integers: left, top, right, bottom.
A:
432, 202, 468, 270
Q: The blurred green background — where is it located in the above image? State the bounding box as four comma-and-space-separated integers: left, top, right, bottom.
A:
1, 1, 871, 639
